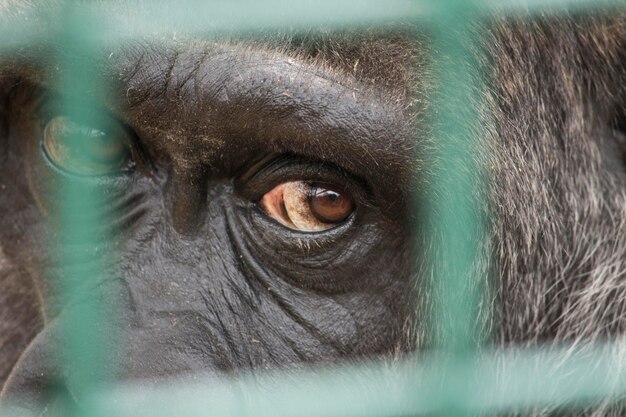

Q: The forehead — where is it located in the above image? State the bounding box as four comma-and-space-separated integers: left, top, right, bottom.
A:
112, 42, 416, 168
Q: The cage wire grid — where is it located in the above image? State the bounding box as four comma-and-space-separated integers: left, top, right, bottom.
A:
0, 0, 625, 416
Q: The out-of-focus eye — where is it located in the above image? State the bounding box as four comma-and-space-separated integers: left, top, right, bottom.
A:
260, 181, 355, 231
42, 116, 133, 175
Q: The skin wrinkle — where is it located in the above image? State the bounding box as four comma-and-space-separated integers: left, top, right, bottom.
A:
111, 44, 414, 184
225, 209, 360, 354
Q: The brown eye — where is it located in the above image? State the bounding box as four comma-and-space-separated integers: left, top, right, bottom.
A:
260, 181, 355, 232
42, 116, 132, 175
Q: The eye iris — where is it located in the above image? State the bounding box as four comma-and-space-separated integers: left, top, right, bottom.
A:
42, 116, 131, 175
309, 185, 353, 223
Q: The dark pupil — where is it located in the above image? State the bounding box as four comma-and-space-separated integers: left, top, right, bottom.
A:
309, 186, 353, 223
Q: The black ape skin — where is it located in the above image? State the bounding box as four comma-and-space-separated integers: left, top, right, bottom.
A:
0, 6, 625, 417
0, 25, 421, 411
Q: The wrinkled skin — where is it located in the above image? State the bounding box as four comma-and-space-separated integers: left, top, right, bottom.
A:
0, 3, 625, 417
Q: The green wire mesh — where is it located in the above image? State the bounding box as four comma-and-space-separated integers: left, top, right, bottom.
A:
1, 0, 625, 416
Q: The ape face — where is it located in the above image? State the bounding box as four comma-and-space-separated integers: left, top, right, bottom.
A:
0, 30, 421, 408
1, 5, 625, 417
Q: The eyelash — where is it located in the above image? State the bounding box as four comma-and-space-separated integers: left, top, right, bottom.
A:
240, 153, 361, 188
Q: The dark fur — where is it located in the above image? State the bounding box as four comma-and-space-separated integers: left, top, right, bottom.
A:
0, 4, 624, 416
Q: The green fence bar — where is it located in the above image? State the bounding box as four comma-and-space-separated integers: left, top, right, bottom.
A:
0, 0, 624, 416
423, 1, 485, 415
429, 0, 484, 351
2, 0, 625, 51
87, 343, 625, 417
52, 4, 120, 417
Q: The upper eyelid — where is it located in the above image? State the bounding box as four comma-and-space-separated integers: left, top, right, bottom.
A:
237, 155, 370, 204
39, 89, 141, 139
